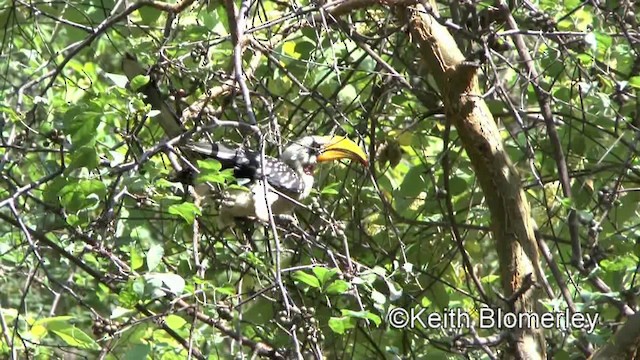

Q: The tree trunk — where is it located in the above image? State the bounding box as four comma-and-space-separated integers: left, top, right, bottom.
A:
400, 3, 546, 358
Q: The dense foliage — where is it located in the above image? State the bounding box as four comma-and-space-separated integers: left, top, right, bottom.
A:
1, 0, 639, 358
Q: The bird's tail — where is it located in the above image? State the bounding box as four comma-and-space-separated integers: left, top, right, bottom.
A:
183, 141, 242, 165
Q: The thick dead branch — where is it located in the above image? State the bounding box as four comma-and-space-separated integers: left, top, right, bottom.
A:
399, 2, 548, 358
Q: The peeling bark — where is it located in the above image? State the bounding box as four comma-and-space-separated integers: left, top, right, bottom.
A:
400, 3, 546, 359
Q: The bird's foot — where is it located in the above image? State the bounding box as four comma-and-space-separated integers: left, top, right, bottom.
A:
220, 197, 236, 207
274, 214, 298, 226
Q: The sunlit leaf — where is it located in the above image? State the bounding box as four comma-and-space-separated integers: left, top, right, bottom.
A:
51, 327, 100, 350
325, 280, 350, 295
168, 202, 201, 224
130, 74, 150, 91
146, 243, 164, 271
292, 271, 320, 288
328, 316, 355, 334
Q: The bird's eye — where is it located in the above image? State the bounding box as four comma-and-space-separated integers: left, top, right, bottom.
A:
309, 141, 321, 154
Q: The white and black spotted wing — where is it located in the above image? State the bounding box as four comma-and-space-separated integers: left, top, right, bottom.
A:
184, 141, 306, 195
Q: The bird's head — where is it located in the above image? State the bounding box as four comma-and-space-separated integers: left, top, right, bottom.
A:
281, 135, 368, 175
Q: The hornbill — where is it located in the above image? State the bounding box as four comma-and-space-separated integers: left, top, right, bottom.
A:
120, 55, 367, 222
185, 136, 368, 223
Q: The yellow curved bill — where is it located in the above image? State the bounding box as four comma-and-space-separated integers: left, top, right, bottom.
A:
317, 136, 368, 165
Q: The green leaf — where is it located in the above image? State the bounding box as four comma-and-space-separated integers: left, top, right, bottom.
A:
168, 202, 201, 224
426, 280, 450, 311
600, 256, 636, 272
63, 106, 101, 148
448, 176, 468, 196
337, 84, 358, 105
43, 176, 68, 205
165, 315, 187, 330
295, 40, 316, 59
214, 286, 236, 296
34, 316, 74, 328
613, 192, 640, 227
0, 104, 20, 122
196, 160, 234, 184
125, 344, 150, 360
147, 273, 186, 295
51, 327, 100, 350
199, 10, 217, 29
146, 243, 164, 271
481, 275, 500, 284
132, 277, 146, 298
197, 159, 222, 171
282, 41, 301, 59
144, 275, 166, 299
147, 109, 160, 118
325, 280, 350, 295
200, 6, 229, 36
121, 323, 148, 344
66, 145, 98, 173
130, 226, 153, 243
629, 76, 640, 89
130, 247, 144, 270
555, 196, 573, 210
328, 316, 355, 334
105, 72, 130, 88
594, 32, 612, 54
292, 270, 321, 288
371, 289, 386, 304
341, 309, 382, 327
59, 179, 106, 213
111, 307, 135, 319
137, 6, 161, 24
421, 297, 432, 308
573, 8, 593, 31
395, 164, 428, 211
130, 75, 150, 91
321, 182, 340, 195
30, 324, 47, 340
312, 267, 337, 286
